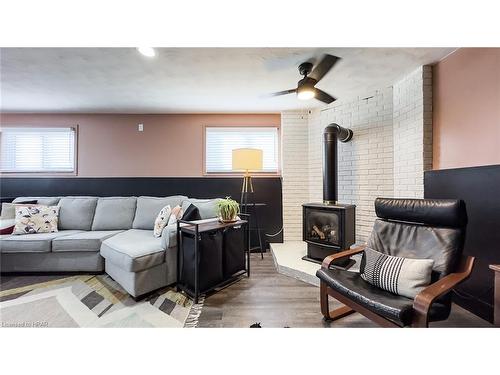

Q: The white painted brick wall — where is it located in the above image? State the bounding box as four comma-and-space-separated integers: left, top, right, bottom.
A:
280, 65, 432, 244
393, 66, 433, 198
281, 110, 310, 241
308, 88, 394, 242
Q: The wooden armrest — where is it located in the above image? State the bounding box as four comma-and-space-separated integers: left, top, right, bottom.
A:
412, 255, 475, 325
321, 245, 366, 269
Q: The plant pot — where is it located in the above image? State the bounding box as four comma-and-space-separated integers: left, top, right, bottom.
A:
219, 217, 238, 223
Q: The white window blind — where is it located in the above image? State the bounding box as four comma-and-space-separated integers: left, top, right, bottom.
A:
0, 128, 76, 173
206, 127, 279, 173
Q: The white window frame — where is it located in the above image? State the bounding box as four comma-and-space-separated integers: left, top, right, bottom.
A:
0, 127, 77, 174
204, 126, 280, 175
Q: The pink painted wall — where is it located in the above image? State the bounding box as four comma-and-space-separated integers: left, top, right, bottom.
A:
0, 113, 280, 177
433, 48, 500, 170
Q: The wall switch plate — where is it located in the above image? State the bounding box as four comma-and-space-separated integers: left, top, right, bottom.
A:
138, 123, 144, 132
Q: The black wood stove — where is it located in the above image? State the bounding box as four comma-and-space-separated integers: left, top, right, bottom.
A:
302, 124, 356, 266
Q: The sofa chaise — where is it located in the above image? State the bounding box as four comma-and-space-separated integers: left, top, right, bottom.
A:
0, 195, 220, 298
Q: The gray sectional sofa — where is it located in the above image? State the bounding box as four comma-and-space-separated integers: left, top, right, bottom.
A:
0, 195, 220, 298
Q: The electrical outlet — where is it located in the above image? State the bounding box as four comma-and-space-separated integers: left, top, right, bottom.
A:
138, 123, 144, 132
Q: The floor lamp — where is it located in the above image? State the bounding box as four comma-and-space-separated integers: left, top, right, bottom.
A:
232, 148, 263, 213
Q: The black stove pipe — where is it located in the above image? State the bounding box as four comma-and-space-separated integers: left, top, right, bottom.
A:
323, 123, 354, 205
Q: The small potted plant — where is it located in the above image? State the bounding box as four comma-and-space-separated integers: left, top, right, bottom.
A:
217, 197, 240, 223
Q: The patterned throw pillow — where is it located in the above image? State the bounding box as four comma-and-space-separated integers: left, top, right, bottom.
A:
360, 247, 434, 299
167, 205, 183, 226
153, 205, 172, 237
13, 205, 60, 235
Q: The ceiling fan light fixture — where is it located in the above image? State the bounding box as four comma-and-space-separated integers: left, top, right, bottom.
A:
297, 87, 315, 100
137, 47, 156, 57
268, 54, 340, 104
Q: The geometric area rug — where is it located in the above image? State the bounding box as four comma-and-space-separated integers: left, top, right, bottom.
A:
0, 275, 204, 328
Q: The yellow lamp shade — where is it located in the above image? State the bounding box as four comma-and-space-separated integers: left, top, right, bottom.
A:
232, 148, 263, 171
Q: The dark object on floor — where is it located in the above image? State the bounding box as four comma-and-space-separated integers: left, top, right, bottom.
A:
316, 198, 474, 328
250, 322, 262, 328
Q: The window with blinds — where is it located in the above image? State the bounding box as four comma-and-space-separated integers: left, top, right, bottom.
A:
0, 128, 76, 173
205, 127, 279, 173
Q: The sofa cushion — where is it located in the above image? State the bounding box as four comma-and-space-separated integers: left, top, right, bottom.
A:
58, 197, 98, 230
132, 196, 187, 230
13, 197, 61, 206
181, 198, 221, 219
100, 229, 166, 272
92, 197, 137, 230
160, 224, 178, 250
52, 230, 124, 252
0, 230, 83, 253
2, 201, 37, 219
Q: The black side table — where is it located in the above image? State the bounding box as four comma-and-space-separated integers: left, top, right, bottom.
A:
240, 203, 266, 259
176, 217, 250, 303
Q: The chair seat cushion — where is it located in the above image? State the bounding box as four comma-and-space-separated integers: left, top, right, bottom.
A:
316, 268, 450, 326
52, 230, 124, 253
100, 229, 166, 272
0, 230, 83, 253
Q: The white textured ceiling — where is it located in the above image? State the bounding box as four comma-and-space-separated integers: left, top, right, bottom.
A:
0, 48, 455, 113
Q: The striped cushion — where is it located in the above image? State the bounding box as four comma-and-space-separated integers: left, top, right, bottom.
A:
360, 247, 434, 299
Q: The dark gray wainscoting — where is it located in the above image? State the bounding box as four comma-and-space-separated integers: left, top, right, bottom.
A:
0, 176, 284, 244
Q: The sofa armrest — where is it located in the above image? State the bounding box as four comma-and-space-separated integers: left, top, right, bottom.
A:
321, 245, 366, 269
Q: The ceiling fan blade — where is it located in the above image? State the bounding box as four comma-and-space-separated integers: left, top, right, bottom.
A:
314, 88, 336, 104
309, 54, 340, 82
268, 88, 297, 97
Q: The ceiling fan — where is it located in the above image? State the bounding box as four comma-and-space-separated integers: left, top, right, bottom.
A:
269, 54, 340, 104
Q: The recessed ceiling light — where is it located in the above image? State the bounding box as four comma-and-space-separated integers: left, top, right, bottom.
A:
137, 47, 156, 58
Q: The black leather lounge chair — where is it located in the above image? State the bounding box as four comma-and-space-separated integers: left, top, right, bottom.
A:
316, 198, 474, 327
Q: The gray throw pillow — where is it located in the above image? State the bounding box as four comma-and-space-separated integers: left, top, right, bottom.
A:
360, 247, 434, 299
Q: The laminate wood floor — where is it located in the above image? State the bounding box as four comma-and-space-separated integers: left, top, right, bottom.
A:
1, 254, 492, 328
198, 253, 493, 328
